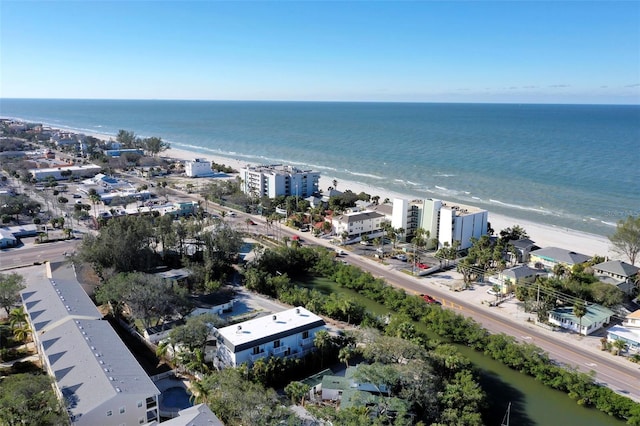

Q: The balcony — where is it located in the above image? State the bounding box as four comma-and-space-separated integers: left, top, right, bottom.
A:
250, 350, 267, 362
272, 345, 290, 356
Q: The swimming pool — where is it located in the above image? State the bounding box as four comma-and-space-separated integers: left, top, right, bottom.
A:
161, 386, 193, 410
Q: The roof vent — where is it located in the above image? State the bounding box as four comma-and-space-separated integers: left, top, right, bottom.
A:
109, 376, 114, 381
296, 308, 300, 314
236, 325, 242, 333
272, 315, 277, 321
115, 387, 121, 393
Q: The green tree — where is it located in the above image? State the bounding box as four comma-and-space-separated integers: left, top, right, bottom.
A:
284, 381, 311, 406
573, 300, 587, 335
612, 339, 627, 356
143, 136, 170, 156
609, 216, 640, 265
0, 272, 26, 316
0, 373, 67, 425
116, 129, 138, 149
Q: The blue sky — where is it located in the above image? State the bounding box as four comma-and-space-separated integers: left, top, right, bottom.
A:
1, 1, 639, 104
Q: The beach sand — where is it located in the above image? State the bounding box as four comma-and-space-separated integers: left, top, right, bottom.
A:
163, 146, 617, 259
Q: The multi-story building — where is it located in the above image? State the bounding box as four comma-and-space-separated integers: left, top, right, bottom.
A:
28, 164, 102, 181
214, 306, 326, 368
529, 247, 591, 271
239, 164, 319, 198
331, 209, 386, 241
391, 198, 488, 250
20, 262, 160, 425
185, 158, 213, 177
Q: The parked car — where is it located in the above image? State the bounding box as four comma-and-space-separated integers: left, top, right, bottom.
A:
360, 240, 371, 246
72, 193, 82, 199
487, 288, 499, 296
395, 254, 407, 262
421, 294, 441, 304
376, 247, 384, 253
417, 262, 429, 269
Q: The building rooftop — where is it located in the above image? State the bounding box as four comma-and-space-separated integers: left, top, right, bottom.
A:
593, 260, 639, 278
216, 306, 325, 353
530, 247, 591, 265
550, 304, 614, 328
336, 210, 385, 224
501, 265, 544, 280
21, 263, 102, 334
150, 403, 224, 426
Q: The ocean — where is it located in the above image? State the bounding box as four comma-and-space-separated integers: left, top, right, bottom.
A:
1, 99, 638, 237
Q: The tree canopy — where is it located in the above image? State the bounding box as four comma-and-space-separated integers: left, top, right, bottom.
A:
0, 373, 67, 425
609, 215, 640, 265
0, 272, 25, 316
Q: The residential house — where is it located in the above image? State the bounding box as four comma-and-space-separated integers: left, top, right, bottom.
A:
148, 404, 224, 426
214, 306, 326, 368
607, 309, 640, 351
529, 247, 591, 272
321, 365, 389, 402
188, 291, 235, 317
592, 260, 639, 295
488, 265, 546, 294
0, 228, 17, 248
548, 304, 614, 336
21, 262, 160, 425
508, 238, 540, 263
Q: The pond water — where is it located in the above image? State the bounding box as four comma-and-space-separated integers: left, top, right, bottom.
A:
301, 276, 626, 425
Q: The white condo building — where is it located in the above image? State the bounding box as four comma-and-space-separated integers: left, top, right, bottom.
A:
239, 164, 320, 198
392, 198, 488, 250
185, 158, 213, 177
332, 209, 386, 240
215, 306, 326, 368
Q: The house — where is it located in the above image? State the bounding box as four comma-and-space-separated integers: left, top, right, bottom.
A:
188, 291, 235, 317
548, 304, 614, 336
0, 228, 17, 248
21, 262, 160, 425
148, 403, 224, 426
321, 365, 390, 402
104, 149, 144, 157
214, 306, 326, 368
607, 309, 640, 351
332, 209, 386, 241
529, 247, 591, 271
185, 158, 214, 177
488, 265, 546, 294
240, 164, 320, 198
593, 260, 639, 294
508, 238, 540, 263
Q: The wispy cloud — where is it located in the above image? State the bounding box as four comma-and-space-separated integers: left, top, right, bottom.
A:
624, 83, 640, 88
549, 84, 570, 88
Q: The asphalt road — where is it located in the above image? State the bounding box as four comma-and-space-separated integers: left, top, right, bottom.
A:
0, 238, 81, 270
320, 246, 640, 401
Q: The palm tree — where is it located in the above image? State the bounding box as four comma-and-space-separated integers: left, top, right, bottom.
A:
338, 345, 355, 368
573, 301, 587, 335
612, 339, 627, 356
88, 193, 101, 217
314, 330, 332, 368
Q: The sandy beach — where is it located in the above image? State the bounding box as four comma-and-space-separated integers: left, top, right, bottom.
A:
162, 146, 617, 259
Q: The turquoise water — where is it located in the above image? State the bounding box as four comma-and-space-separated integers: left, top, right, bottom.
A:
1, 99, 638, 236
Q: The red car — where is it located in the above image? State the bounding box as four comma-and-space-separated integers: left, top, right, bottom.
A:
421, 294, 440, 304
417, 262, 429, 269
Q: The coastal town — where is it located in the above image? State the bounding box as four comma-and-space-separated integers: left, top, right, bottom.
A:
1, 119, 640, 425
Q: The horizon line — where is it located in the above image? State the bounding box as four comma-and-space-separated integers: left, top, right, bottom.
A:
1, 97, 639, 107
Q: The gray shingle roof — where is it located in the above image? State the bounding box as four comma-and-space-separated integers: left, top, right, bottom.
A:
530, 247, 591, 265
593, 260, 639, 278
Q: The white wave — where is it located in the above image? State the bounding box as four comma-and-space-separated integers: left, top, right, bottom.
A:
601, 221, 616, 227
344, 170, 384, 180
435, 186, 448, 191
406, 181, 419, 186
489, 199, 550, 214
434, 173, 456, 177
472, 196, 481, 200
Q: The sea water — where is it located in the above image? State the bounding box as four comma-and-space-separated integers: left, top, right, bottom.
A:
1, 99, 638, 237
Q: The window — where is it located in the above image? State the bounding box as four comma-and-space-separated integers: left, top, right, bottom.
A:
273, 340, 280, 348
302, 331, 309, 339
252, 346, 260, 355
106, 410, 113, 417
120, 407, 126, 414
137, 401, 143, 408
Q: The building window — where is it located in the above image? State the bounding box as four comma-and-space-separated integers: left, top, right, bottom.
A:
252, 346, 260, 355
107, 410, 113, 417
302, 331, 309, 339
273, 340, 281, 348
137, 401, 143, 408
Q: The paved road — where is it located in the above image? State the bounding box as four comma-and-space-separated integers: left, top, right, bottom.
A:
321, 246, 640, 401
0, 239, 81, 270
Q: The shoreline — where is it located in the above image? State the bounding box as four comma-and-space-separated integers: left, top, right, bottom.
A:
162, 146, 617, 259
14, 123, 617, 259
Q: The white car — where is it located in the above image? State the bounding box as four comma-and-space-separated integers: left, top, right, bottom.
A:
487, 288, 499, 296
